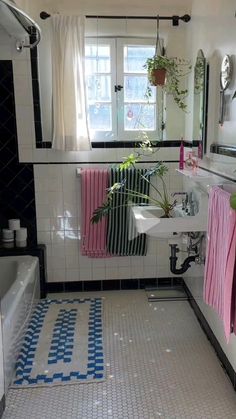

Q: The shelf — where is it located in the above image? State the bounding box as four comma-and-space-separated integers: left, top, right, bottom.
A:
176, 168, 213, 178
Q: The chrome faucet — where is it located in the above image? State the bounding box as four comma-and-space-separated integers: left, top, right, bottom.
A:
188, 192, 195, 216
171, 192, 188, 210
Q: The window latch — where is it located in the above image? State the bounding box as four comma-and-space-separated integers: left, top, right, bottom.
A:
114, 85, 123, 92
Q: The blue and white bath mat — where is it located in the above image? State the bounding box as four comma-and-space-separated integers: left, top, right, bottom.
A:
11, 298, 105, 388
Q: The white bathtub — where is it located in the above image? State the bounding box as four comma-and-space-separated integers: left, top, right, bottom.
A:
0, 255, 40, 391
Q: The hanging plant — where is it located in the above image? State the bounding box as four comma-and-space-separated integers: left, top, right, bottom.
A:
143, 16, 192, 111
144, 55, 192, 111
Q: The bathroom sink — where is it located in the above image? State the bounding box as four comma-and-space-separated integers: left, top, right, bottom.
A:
131, 189, 208, 238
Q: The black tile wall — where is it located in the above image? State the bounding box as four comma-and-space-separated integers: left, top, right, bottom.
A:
0, 60, 37, 246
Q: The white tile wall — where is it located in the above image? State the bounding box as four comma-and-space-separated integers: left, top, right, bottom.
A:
34, 162, 183, 283
0, 24, 184, 285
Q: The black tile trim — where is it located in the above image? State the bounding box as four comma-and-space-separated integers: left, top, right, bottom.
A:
32, 160, 179, 165
0, 394, 5, 419
36, 139, 199, 149
183, 281, 236, 390
198, 166, 236, 183
210, 143, 236, 158
46, 277, 183, 294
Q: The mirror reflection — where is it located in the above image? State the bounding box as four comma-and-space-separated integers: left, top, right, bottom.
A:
192, 49, 208, 150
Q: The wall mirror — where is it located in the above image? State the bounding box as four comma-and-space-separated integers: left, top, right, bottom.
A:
192, 49, 208, 154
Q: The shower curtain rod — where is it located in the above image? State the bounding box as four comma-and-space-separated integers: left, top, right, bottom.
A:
40, 12, 191, 26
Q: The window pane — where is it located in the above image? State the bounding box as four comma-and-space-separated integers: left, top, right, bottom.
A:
124, 76, 155, 102
88, 104, 112, 130
124, 104, 156, 130
86, 75, 111, 101
85, 45, 110, 74
124, 46, 155, 73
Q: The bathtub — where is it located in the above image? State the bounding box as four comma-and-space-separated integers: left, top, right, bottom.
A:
0, 255, 40, 391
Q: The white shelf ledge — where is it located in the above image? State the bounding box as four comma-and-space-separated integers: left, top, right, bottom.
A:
176, 168, 212, 178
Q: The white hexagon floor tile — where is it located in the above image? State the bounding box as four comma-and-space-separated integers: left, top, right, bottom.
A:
3, 290, 236, 419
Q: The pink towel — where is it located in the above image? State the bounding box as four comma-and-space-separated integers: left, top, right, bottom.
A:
81, 168, 110, 258
204, 186, 236, 342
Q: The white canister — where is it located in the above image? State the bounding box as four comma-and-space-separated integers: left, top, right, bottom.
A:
16, 239, 27, 248
2, 229, 14, 239
3, 241, 14, 249
15, 228, 27, 241
8, 219, 20, 231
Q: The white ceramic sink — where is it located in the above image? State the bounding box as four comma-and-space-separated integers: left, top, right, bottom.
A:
131, 189, 208, 238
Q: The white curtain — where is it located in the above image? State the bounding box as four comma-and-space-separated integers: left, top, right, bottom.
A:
50, 15, 91, 151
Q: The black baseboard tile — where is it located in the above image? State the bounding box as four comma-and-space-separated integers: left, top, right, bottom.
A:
102, 280, 121, 290
45, 277, 185, 294
121, 279, 139, 290
46, 277, 180, 294
83, 281, 102, 292
46, 282, 65, 293
64, 281, 83, 292
0, 394, 5, 419
183, 282, 236, 390
139, 278, 158, 288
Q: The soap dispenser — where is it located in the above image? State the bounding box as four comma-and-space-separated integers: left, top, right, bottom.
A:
179, 140, 184, 170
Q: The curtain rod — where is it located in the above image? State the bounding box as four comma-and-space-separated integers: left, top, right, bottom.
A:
40, 12, 191, 26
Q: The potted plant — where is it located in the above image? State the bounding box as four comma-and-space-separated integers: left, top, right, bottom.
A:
144, 55, 191, 111
91, 136, 176, 224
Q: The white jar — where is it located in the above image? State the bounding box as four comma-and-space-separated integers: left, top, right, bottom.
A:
8, 219, 20, 230
16, 239, 27, 248
15, 228, 27, 241
2, 229, 14, 239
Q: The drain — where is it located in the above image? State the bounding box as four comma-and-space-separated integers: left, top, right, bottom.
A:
146, 287, 188, 302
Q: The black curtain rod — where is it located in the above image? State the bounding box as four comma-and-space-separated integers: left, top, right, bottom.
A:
40, 12, 191, 26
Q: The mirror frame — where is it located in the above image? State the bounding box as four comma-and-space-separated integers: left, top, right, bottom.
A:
192, 49, 209, 155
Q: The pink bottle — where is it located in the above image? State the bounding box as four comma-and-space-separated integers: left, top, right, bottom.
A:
179, 141, 184, 170
198, 142, 203, 159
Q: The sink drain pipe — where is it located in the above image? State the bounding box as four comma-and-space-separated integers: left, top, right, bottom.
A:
169, 244, 198, 275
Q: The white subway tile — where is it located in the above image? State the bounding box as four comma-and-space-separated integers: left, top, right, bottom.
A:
66, 269, 80, 282
80, 268, 92, 281
18, 146, 33, 162
78, 255, 93, 268
51, 254, 66, 269
36, 204, 51, 218
51, 231, 65, 246
92, 267, 106, 280
47, 270, 54, 283
131, 265, 144, 278
64, 236, 79, 250
36, 218, 51, 232
105, 267, 119, 280
143, 255, 157, 266
142, 266, 156, 278
118, 266, 131, 279
65, 253, 79, 269
53, 269, 66, 282
13, 75, 32, 106
50, 217, 65, 231
37, 231, 51, 245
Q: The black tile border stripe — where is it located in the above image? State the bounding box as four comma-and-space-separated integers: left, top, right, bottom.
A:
199, 166, 236, 183
210, 143, 236, 158
0, 394, 5, 419
36, 139, 199, 149
32, 160, 179, 165
183, 281, 236, 390
46, 277, 183, 293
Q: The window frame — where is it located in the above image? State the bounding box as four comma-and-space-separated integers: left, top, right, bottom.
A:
85, 36, 164, 143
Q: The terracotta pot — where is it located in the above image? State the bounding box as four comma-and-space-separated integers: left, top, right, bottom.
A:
149, 68, 166, 86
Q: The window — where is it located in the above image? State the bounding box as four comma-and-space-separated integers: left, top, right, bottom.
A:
85, 38, 163, 142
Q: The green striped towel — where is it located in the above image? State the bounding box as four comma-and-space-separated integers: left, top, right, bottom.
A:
107, 168, 150, 256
